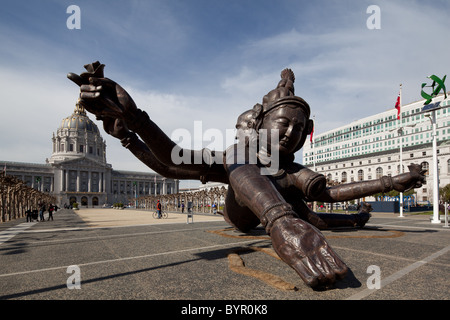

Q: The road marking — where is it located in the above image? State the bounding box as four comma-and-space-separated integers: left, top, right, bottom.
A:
2, 224, 228, 247
0, 223, 37, 245
0, 238, 267, 278
367, 223, 450, 231
346, 244, 450, 300
21, 221, 226, 233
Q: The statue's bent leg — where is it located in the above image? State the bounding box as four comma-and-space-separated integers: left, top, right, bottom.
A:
223, 186, 261, 233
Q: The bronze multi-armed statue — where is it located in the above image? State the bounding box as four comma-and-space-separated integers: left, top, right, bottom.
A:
68, 62, 425, 289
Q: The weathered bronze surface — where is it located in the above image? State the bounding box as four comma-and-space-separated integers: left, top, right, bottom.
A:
68, 62, 426, 288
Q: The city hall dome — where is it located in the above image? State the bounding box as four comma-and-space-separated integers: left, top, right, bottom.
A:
59, 103, 100, 134
49, 102, 107, 165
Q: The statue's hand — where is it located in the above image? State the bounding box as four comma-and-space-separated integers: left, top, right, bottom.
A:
79, 77, 137, 120
67, 61, 139, 128
270, 216, 348, 288
392, 163, 426, 192
67, 61, 105, 86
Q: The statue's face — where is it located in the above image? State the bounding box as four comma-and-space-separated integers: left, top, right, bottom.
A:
259, 105, 307, 156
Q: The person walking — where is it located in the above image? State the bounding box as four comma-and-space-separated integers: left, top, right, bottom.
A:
26, 209, 32, 222
39, 203, 46, 222
47, 204, 54, 221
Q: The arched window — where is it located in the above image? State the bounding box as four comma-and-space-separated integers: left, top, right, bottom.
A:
421, 162, 429, 175
358, 170, 364, 181
92, 197, 99, 206
376, 167, 383, 179
69, 196, 77, 205
341, 172, 347, 183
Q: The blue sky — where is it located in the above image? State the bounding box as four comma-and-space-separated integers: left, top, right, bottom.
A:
1, 0, 449, 188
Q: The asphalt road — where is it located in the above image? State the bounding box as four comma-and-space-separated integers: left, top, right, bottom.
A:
0, 208, 448, 313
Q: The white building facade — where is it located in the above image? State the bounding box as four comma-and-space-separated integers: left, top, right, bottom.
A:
303, 93, 450, 204
3, 103, 178, 207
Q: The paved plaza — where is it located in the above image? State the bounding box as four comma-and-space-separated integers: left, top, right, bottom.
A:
0, 208, 448, 306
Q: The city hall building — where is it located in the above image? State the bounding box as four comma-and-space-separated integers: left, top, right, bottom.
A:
303, 93, 450, 204
2, 103, 179, 207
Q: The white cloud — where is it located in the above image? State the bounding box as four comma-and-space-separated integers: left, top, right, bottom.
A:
0, 66, 76, 163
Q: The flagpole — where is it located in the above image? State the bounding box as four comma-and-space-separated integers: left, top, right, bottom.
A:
312, 115, 316, 172
398, 84, 405, 218
311, 115, 317, 212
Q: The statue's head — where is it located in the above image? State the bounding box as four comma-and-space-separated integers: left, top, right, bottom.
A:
236, 69, 313, 159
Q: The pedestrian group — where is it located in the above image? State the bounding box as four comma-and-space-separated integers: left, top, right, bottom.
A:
26, 203, 58, 222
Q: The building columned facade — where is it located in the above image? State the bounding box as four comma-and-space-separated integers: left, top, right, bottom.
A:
303, 93, 450, 204
3, 103, 178, 207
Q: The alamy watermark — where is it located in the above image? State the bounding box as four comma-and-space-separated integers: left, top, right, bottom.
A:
66, 5, 81, 30
366, 5, 381, 30
66, 265, 81, 289
366, 265, 381, 289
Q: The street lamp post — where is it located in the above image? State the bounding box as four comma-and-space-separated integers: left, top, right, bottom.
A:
425, 111, 441, 224
420, 74, 447, 224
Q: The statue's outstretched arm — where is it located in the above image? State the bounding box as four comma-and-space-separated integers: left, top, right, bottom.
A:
312, 164, 426, 203
122, 105, 226, 183
67, 62, 227, 183
121, 129, 228, 183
